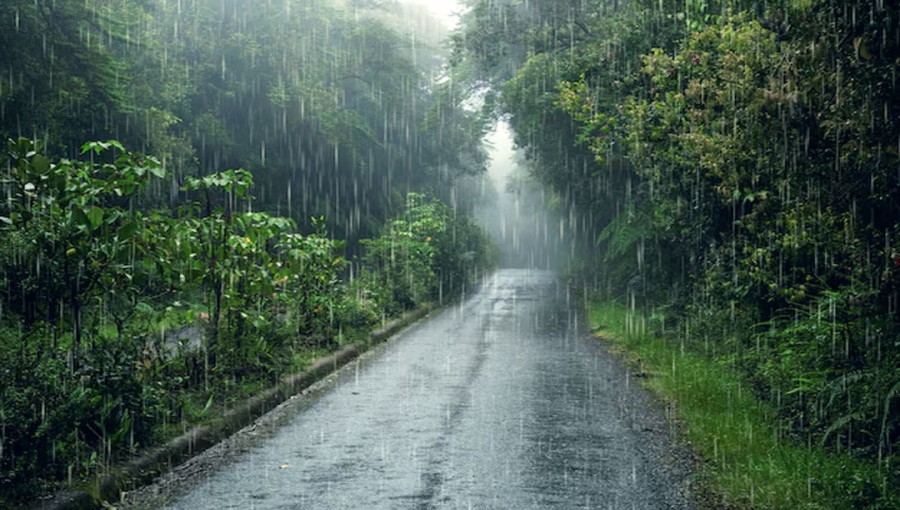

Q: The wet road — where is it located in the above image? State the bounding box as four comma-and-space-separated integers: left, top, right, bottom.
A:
153, 269, 693, 509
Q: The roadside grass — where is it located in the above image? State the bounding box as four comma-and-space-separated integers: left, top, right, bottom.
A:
589, 300, 891, 510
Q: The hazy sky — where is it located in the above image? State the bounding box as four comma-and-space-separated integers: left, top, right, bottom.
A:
406, 0, 464, 29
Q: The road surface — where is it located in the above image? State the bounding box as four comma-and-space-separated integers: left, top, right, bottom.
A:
124, 269, 694, 509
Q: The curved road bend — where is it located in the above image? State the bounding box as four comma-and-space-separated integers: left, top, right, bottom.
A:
128, 269, 695, 509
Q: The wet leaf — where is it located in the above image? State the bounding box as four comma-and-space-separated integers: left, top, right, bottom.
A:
32, 154, 50, 174
87, 206, 104, 230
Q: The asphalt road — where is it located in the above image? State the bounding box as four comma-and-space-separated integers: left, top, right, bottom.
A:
127, 269, 695, 509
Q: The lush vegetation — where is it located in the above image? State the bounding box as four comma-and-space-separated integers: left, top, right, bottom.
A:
0, 0, 487, 242
591, 300, 894, 509
0, 139, 494, 503
0, 0, 497, 504
454, 0, 900, 506
360, 192, 498, 313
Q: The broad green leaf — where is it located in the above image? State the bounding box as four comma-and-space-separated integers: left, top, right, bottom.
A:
87, 206, 104, 230
81, 141, 107, 154
32, 154, 50, 174
73, 208, 91, 230
148, 164, 165, 178
117, 220, 138, 240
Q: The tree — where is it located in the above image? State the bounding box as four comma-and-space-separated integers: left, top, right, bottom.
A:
1, 138, 163, 368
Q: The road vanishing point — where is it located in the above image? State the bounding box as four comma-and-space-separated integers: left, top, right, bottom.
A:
125, 269, 695, 509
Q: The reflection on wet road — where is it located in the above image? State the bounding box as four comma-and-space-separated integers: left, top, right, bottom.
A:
166, 269, 691, 509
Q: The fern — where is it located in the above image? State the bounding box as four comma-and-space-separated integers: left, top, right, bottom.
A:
596, 206, 649, 262
818, 371, 872, 411
821, 411, 868, 447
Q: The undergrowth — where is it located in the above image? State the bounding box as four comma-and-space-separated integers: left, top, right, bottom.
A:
589, 300, 898, 509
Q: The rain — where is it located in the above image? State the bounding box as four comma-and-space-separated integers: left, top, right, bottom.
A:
0, 0, 898, 509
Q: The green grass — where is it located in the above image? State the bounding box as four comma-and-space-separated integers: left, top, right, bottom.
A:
589, 300, 892, 509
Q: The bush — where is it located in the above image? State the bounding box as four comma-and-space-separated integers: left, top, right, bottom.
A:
360, 193, 496, 313
335, 290, 380, 330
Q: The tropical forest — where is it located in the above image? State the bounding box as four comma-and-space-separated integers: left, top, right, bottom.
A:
454, 0, 900, 507
1, 0, 899, 509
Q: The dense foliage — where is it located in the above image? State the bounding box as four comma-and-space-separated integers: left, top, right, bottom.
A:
0, 0, 487, 242
361, 192, 497, 313
0, 140, 343, 499
0, 139, 495, 503
0, 0, 497, 504
455, 0, 900, 506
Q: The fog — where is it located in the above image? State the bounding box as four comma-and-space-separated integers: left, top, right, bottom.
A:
405, 0, 462, 29
474, 121, 568, 270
